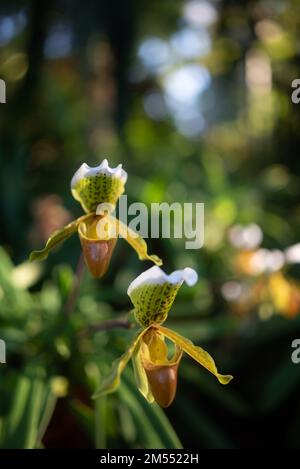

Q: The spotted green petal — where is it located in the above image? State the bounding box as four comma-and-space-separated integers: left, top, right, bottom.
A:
71, 161, 127, 213
132, 343, 155, 403
127, 266, 197, 327
108, 215, 162, 266
29, 214, 92, 261
92, 328, 150, 399
157, 325, 233, 385
128, 282, 180, 327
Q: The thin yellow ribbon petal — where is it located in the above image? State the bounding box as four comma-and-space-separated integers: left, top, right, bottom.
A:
156, 326, 233, 385
92, 327, 151, 399
108, 215, 162, 266
132, 343, 155, 403
29, 214, 93, 261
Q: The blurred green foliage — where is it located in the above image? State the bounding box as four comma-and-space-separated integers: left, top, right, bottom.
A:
1, 0, 300, 449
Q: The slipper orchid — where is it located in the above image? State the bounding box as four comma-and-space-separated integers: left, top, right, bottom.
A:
29, 160, 162, 277
93, 266, 233, 407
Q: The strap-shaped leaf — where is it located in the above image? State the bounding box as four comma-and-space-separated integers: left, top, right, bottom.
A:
128, 281, 181, 327
157, 325, 233, 385
108, 215, 162, 266
29, 214, 92, 261
92, 328, 150, 399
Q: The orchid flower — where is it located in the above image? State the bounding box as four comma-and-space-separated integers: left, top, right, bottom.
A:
93, 266, 233, 407
30, 160, 162, 277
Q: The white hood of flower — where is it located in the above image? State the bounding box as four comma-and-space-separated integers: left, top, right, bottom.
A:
127, 266, 198, 295
71, 159, 128, 188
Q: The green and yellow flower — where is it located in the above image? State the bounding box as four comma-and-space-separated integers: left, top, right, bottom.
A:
93, 266, 233, 407
30, 159, 162, 277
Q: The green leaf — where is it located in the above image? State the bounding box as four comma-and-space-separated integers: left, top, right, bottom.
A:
92, 328, 147, 399
0, 371, 54, 449
120, 371, 182, 449
95, 395, 107, 449
0, 247, 32, 319
175, 393, 233, 449
258, 356, 300, 411
181, 362, 246, 415
70, 399, 94, 444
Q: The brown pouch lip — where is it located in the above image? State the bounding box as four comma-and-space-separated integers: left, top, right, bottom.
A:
141, 328, 183, 407
144, 361, 180, 408
78, 216, 117, 278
